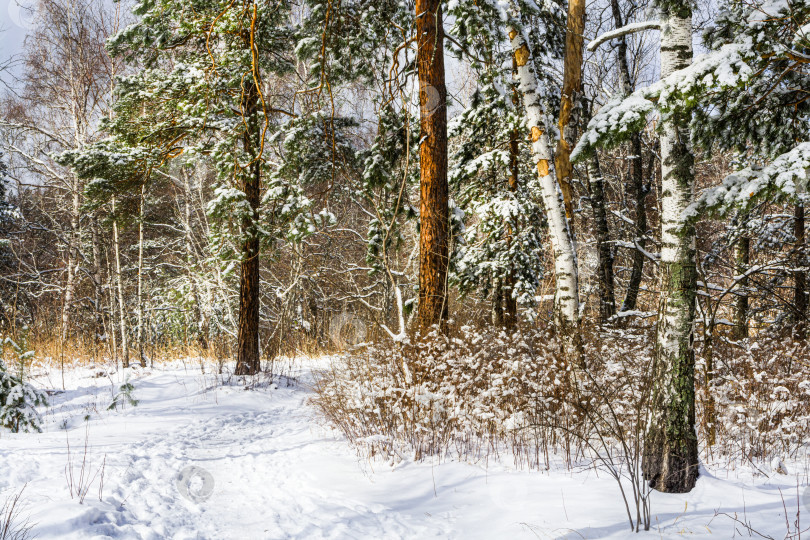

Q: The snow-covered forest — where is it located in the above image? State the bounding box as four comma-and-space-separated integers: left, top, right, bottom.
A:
0, 0, 808, 537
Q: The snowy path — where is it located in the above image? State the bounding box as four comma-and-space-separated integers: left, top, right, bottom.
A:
1, 361, 807, 539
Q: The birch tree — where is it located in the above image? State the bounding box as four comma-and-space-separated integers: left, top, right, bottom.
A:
575, 0, 700, 492
507, 19, 581, 355
641, 2, 699, 493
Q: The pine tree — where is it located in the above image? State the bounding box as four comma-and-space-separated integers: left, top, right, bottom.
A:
415, 0, 451, 332
61, 0, 313, 375
448, 63, 546, 327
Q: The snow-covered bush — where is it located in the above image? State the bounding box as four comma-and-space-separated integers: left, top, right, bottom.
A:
313, 324, 654, 468
0, 337, 47, 433
315, 322, 810, 470
696, 329, 810, 462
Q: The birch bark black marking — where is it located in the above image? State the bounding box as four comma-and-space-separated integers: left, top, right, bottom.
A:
507, 24, 581, 359
642, 6, 699, 494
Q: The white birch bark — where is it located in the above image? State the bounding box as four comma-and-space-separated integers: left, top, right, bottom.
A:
657, 14, 695, 366
507, 25, 580, 334
643, 8, 699, 493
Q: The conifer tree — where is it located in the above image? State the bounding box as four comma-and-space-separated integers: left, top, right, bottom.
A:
447, 52, 546, 327
61, 0, 309, 375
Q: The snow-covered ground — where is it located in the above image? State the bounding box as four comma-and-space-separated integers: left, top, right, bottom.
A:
1, 358, 807, 539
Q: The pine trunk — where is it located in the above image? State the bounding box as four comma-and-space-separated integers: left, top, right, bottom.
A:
234, 80, 262, 376
642, 7, 699, 494
508, 25, 581, 357
555, 0, 586, 225
416, 0, 450, 333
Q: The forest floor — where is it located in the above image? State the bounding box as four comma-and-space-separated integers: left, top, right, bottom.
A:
0, 357, 807, 539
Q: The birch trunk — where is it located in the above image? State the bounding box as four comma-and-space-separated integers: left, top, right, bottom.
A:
492, 280, 504, 326
112, 196, 129, 369
642, 7, 699, 493
105, 244, 118, 366
416, 0, 450, 332
61, 181, 80, 344
90, 217, 105, 360
182, 168, 209, 349
507, 25, 581, 355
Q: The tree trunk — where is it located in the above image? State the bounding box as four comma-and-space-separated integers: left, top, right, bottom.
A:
492, 280, 504, 326
622, 133, 650, 312
61, 177, 81, 345
587, 153, 616, 323
105, 243, 118, 366
90, 216, 105, 358
794, 203, 806, 338
503, 105, 520, 328
555, 0, 586, 226
136, 184, 146, 365
733, 227, 749, 340
416, 0, 450, 333
610, 0, 649, 313
508, 24, 581, 358
642, 7, 699, 494
234, 77, 263, 376
112, 196, 129, 369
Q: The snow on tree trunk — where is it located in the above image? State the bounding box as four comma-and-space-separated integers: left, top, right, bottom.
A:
136, 184, 146, 366
61, 182, 80, 345
642, 7, 699, 494
507, 25, 581, 355
610, 0, 650, 314
416, 0, 450, 333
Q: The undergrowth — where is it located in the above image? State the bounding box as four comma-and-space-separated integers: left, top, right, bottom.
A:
313, 322, 810, 474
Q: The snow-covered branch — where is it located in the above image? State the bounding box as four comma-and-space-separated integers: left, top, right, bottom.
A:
586, 21, 661, 52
